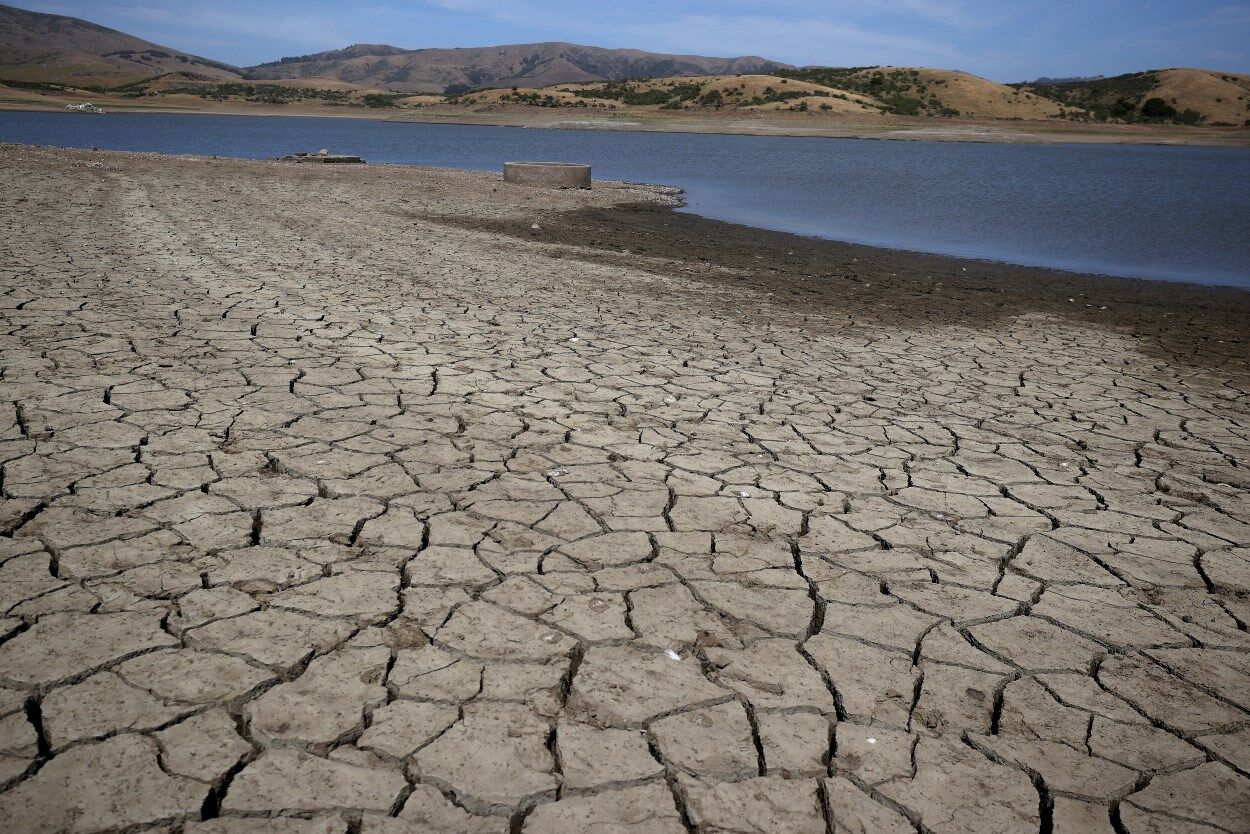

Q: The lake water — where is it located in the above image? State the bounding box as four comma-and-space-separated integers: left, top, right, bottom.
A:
2, 110, 1248, 287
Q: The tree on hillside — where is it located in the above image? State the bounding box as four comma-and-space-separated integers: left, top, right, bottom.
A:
1140, 97, 1177, 119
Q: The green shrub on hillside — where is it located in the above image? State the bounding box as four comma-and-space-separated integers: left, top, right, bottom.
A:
775, 66, 950, 116
363, 93, 406, 108
1140, 97, 1177, 119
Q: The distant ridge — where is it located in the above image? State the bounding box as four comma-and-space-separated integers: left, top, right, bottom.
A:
0, 3, 240, 86
0, 3, 1245, 126
1025, 74, 1105, 84
241, 41, 789, 94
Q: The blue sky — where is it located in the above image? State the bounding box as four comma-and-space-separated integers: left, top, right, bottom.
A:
24, 1, 1250, 81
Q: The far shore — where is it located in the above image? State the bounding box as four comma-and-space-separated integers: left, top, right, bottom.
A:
4, 92, 1250, 147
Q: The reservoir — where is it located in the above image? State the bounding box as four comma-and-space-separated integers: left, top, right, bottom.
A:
2, 110, 1247, 287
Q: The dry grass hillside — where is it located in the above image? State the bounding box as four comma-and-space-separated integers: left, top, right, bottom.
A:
243, 42, 786, 94
1148, 68, 1250, 124
457, 69, 1084, 120
465, 74, 886, 113
1, 3, 1245, 131
774, 66, 1081, 118
895, 68, 1074, 118
0, 3, 239, 86
248, 76, 389, 93
1017, 68, 1250, 125
86, 71, 407, 108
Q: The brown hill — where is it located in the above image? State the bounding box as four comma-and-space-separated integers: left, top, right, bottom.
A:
1136, 68, 1250, 124
1, 3, 1244, 128
776, 66, 1083, 118
464, 71, 1086, 121
243, 42, 788, 94
0, 3, 240, 86
468, 74, 886, 114
1016, 68, 1250, 125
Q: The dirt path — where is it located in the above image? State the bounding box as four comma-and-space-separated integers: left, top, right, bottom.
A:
0, 145, 1247, 833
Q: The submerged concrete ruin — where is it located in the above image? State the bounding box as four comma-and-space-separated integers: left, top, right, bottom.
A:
278, 149, 365, 164
504, 161, 592, 189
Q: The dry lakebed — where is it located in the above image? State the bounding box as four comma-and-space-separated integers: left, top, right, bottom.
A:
0, 144, 1248, 833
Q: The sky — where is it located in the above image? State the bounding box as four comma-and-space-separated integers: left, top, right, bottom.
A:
22, 0, 1250, 82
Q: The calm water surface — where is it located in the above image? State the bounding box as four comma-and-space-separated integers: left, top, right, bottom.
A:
2, 111, 1248, 287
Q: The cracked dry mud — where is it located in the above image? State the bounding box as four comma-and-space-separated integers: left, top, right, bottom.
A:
1, 143, 1249, 834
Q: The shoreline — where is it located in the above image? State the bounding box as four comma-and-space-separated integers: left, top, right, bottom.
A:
661, 198, 1250, 291
3, 132, 1242, 294
4, 95, 1250, 148
640, 180, 1248, 294
437, 195, 1250, 370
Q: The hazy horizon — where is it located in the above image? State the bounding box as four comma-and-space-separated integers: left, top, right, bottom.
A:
13, 0, 1250, 83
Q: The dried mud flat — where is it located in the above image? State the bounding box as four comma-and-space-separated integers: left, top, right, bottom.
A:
0, 143, 1248, 833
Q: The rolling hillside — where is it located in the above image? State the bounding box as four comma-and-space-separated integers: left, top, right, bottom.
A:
243, 42, 787, 94
776, 66, 1081, 118
0, 2, 1245, 129
459, 70, 1087, 120
101, 71, 404, 108
0, 3, 240, 86
1014, 68, 1250, 125
465, 74, 885, 114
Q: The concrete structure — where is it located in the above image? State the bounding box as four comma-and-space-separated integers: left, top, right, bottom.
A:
278, 150, 365, 164
504, 161, 591, 189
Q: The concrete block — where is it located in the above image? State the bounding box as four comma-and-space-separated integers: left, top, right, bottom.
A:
504, 162, 591, 189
